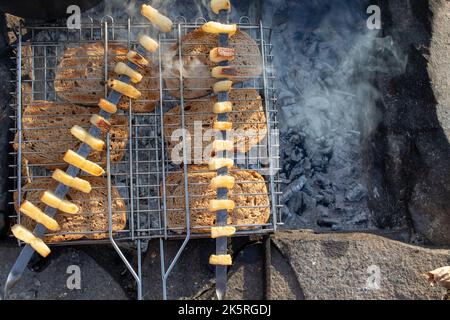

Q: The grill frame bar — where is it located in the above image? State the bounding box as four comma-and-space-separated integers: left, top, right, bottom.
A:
9, 16, 282, 299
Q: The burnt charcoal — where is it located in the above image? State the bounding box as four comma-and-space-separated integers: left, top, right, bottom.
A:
315, 194, 325, 204
288, 164, 304, 181
289, 133, 301, 145
287, 193, 303, 215
316, 205, 330, 218
301, 182, 315, 197
317, 192, 335, 207
317, 218, 340, 228
290, 147, 304, 162
314, 173, 331, 188
283, 146, 293, 158
280, 175, 307, 203
301, 191, 317, 212
283, 162, 292, 173
320, 146, 333, 160
281, 205, 293, 223
303, 158, 312, 176
334, 206, 347, 215
280, 173, 291, 185
349, 212, 368, 225
311, 154, 330, 172
345, 183, 368, 202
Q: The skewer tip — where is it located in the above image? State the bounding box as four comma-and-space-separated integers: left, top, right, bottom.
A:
216, 288, 226, 300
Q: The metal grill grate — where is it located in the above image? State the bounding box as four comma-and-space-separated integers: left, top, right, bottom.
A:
8, 16, 281, 298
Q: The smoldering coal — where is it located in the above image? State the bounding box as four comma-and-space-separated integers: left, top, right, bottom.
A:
263, 0, 406, 230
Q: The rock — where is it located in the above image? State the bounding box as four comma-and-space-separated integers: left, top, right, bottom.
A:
408, 0, 450, 245
373, 0, 450, 245
141, 231, 450, 300
272, 231, 450, 299
0, 241, 128, 300
408, 132, 450, 245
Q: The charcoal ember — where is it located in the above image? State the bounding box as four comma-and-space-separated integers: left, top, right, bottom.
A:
300, 191, 316, 212
316, 205, 330, 218
280, 175, 307, 203
314, 173, 331, 188
302, 182, 315, 197
281, 205, 292, 221
334, 205, 347, 215
316, 218, 340, 229
345, 183, 368, 202
316, 192, 335, 207
303, 158, 312, 176
349, 212, 368, 225
283, 146, 293, 158
288, 164, 304, 181
289, 133, 301, 145
287, 193, 303, 215
320, 146, 333, 160
311, 153, 330, 172
315, 194, 325, 204
290, 147, 303, 162
280, 173, 291, 184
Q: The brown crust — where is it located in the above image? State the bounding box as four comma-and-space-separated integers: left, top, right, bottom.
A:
164, 165, 270, 233
163, 29, 262, 100
163, 89, 267, 162
13, 101, 128, 170
54, 42, 159, 113
14, 177, 126, 243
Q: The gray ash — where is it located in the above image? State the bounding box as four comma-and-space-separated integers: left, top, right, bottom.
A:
279, 128, 368, 231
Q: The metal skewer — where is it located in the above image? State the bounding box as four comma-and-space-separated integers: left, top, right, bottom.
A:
215, 7, 231, 301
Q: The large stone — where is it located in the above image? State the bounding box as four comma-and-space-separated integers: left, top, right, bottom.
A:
1, 231, 448, 300
373, 0, 450, 245
0, 241, 128, 300
140, 231, 449, 300
272, 231, 450, 300
409, 0, 450, 245
409, 132, 450, 245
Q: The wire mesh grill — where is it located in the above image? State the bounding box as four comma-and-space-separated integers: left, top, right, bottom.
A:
9, 16, 281, 246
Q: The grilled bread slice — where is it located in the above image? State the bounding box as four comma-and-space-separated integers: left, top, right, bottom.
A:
14, 177, 126, 243
163, 89, 267, 163
164, 166, 270, 233
163, 29, 262, 100
54, 42, 159, 113
13, 101, 128, 170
